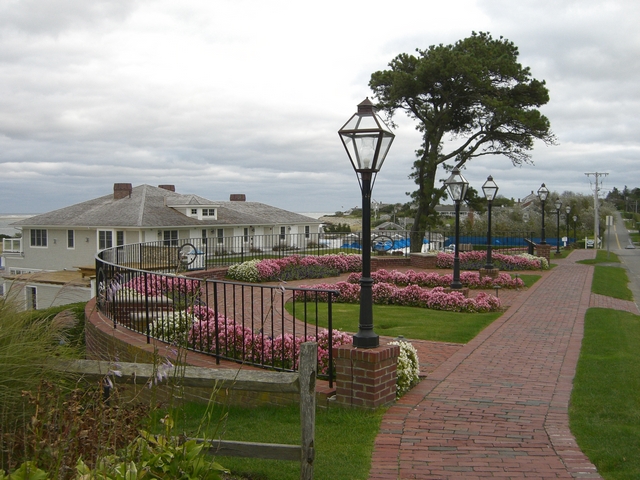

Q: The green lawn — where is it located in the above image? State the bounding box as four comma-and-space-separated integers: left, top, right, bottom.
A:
288, 302, 502, 344
167, 403, 384, 480
571, 308, 640, 479
576, 250, 633, 300
592, 266, 634, 301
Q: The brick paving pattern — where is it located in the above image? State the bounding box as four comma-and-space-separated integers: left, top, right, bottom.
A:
369, 250, 604, 479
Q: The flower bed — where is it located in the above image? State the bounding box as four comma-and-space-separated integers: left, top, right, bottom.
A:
295, 281, 501, 313
144, 304, 351, 377
125, 274, 201, 297
435, 251, 548, 270
346, 269, 524, 289
227, 253, 362, 282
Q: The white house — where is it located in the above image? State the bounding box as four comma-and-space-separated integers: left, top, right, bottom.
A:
1, 183, 321, 309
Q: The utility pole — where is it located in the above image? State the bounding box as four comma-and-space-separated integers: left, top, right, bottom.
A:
585, 172, 609, 248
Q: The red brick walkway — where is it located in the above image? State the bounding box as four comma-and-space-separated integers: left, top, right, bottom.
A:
369, 250, 604, 479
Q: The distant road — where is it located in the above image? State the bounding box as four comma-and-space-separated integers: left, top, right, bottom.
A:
606, 211, 640, 308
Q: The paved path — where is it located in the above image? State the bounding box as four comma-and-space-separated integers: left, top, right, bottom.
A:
369, 249, 604, 479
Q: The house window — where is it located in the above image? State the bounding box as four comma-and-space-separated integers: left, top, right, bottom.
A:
163, 230, 178, 246
305, 226, 310, 239
280, 226, 286, 240
244, 228, 249, 242
67, 230, 75, 249
217, 229, 224, 244
99, 230, 113, 250
30, 229, 47, 247
203, 208, 216, 216
201, 229, 207, 245
116, 231, 125, 246
191, 208, 198, 215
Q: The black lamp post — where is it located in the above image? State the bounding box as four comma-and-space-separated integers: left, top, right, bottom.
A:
444, 167, 469, 289
565, 206, 571, 242
573, 215, 578, 241
554, 198, 562, 254
482, 175, 499, 270
537, 183, 549, 244
338, 98, 395, 349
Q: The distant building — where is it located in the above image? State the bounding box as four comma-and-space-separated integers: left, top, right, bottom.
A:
1, 183, 321, 309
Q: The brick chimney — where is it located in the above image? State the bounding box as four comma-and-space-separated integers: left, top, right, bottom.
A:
159, 185, 175, 192
114, 183, 132, 200
230, 194, 246, 202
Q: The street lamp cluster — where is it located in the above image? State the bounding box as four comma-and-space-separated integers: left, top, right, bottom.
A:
339, 100, 570, 349
442, 171, 501, 289
537, 183, 574, 252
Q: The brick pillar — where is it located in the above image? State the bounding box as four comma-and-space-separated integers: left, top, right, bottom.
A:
535, 244, 552, 264
333, 343, 400, 409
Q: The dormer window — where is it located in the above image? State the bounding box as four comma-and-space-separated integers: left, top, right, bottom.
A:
203, 208, 216, 217
191, 208, 198, 216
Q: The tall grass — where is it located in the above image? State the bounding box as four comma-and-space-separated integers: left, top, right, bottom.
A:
0, 297, 75, 423
0, 296, 83, 471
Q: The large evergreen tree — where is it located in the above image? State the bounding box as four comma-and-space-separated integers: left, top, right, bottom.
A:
369, 32, 555, 251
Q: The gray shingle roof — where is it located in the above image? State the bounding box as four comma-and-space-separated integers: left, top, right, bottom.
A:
11, 185, 319, 228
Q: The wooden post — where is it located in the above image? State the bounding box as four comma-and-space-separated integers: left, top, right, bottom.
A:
299, 342, 317, 480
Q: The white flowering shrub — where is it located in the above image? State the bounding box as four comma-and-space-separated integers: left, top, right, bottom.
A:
150, 310, 196, 345
389, 340, 420, 397
516, 253, 549, 270
226, 259, 261, 283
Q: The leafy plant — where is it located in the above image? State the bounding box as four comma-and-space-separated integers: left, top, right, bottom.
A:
75, 415, 228, 480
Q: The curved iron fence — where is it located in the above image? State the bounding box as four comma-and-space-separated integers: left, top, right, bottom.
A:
93, 230, 542, 385
95, 230, 542, 271
95, 241, 340, 386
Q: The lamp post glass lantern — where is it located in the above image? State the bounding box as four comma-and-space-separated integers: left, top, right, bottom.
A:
444, 168, 469, 289
482, 176, 499, 270
537, 183, 549, 244
338, 98, 395, 348
554, 198, 562, 254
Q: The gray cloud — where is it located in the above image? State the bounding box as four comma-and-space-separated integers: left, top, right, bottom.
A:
0, 0, 637, 214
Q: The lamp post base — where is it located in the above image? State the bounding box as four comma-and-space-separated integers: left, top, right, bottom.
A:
352, 332, 380, 349
480, 267, 500, 279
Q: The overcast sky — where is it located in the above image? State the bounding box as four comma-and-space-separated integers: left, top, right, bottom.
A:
1, 0, 637, 215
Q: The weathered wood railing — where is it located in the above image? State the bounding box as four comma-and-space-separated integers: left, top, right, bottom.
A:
57, 342, 318, 480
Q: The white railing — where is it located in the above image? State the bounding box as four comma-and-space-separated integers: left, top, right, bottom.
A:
2, 238, 22, 254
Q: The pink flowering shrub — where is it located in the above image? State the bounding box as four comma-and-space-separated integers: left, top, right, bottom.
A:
435, 251, 547, 271
185, 305, 350, 375
347, 269, 524, 289
295, 281, 501, 312
227, 254, 362, 282
125, 273, 201, 297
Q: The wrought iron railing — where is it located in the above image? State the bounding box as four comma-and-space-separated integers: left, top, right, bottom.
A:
93, 229, 543, 384
95, 230, 543, 272
95, 243, 340, 386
